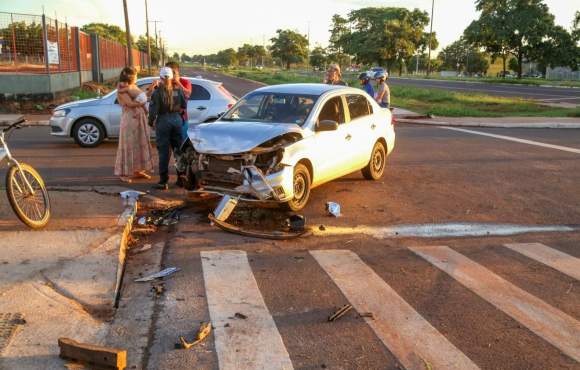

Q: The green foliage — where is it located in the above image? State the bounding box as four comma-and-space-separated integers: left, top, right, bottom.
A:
81, 23, 130, 45
216, 48, 238, 67
135, 35, 160, 65
309, 46, 327, 69
438, 38, 489, 74
269, 29, 309, 69
0, 21, 43, 57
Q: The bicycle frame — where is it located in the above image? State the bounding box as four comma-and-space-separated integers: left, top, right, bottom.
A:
1, 125, 36, 195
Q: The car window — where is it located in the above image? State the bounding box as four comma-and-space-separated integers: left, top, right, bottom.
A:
190, 84, 211, 100
318, 96, 345, 124
346, 94, 371, 121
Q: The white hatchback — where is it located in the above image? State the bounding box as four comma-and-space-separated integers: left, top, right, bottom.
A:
179, 83, 396, 211
49, 77, 237, 147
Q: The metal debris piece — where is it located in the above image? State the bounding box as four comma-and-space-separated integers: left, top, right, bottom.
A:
208, 214, 308, 240
119, 190, 145, 200
139, 207, 183, 226
326, 202, 341, 217
286, 214, 306, 232
359, 312, 375, 320
136, 244, 152, 253
0, 313, 25, 354
234, 312, 248, 320
134, 267, 180, 282
179, 322, 212, 349
213, 195, 239, 222
328, 304, 353, 322
137, 217, 147, 226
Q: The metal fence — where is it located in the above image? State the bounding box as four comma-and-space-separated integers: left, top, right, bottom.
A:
0, 11, 147, 75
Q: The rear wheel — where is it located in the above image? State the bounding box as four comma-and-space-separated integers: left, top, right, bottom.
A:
73, 118, 105, 147
362, 141, 387, 180
283, 163, 311, 212
6, 163, 50, 229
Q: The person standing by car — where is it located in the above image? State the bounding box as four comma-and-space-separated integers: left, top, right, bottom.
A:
165, 61, 192, 140
359, 72, 374, 97
324, 64, 347, 86
114, 67, 154, 183
148, 67, 187, 190
374, 70, 390, 108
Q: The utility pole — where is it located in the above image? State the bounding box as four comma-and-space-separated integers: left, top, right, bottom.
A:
122, 0, 133, 66
145, 0, 151, 74
159, 31, 164, 65
427, 0, 434, 76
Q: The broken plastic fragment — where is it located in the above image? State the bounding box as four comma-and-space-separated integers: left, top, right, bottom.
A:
326, 202, 341, 217
119, 190, 145, 200
134, 267, 180, 282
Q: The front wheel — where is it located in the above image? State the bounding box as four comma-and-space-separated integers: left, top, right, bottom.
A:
6, 163, 51, 229
283, 163, 311, 212
362, 141, 387, 180
73, 119, 105, 147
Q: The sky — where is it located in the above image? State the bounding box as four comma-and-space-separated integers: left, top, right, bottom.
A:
2, 0, 578, 54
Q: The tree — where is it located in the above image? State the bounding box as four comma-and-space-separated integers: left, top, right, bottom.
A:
216, 48, 237, 67
269, 29, 309, 69
309, 46, 327, 69
329, 7, 434, 75
237, 43, 253, 67
464, 0, 570, 78
438, 38, 489, 74
574, 11, 580, 42
253, 45, 267, 66
81, 23, 130, 45
0, 21, 43, 58
181, 53, 191, 63
136, 35, 160, 65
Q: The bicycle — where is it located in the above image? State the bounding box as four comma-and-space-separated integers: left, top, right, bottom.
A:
1, 118, 50, 229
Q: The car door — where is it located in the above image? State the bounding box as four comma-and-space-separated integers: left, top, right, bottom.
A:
312, 95, 352, 184
187, 84, 211, 124
344, 94, 376, 169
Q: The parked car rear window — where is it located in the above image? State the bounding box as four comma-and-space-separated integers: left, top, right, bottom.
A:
346, 94, 371, 120
222, 92, 318, 125
190, 84, 211, 100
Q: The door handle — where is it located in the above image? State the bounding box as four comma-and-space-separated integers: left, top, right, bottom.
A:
197, 106, 207, 111
345, 134, 352, 141
371, 124, 376, 130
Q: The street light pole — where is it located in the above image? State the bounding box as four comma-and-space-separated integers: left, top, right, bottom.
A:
145, 0, 151, 74
122, 0, 133, 66
427, 0, 434, 76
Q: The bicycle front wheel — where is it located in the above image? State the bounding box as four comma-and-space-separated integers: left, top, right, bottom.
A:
6, 163, 50, 229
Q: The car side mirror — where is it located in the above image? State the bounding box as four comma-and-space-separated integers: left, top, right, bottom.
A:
317, 120, 339, 132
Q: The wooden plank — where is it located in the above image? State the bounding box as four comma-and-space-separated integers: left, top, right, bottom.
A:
410, 245, 580, 363
311, 249, 479, 370
58, 337, 127, 370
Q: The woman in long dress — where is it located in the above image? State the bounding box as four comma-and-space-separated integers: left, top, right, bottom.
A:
114, 67, 154, 183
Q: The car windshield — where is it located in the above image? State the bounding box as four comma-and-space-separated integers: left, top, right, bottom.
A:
221, 92, 318, 125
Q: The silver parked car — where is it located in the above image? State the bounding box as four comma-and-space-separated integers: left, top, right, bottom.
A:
178, 83, 396, 211
49, 77, 237, 147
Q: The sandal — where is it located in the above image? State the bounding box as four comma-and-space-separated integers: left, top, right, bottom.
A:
135, 171, 152, 180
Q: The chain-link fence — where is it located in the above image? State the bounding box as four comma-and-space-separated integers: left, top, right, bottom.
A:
0, 11, 147, 75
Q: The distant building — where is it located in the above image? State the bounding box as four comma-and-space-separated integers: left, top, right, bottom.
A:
546, 67, 580, 81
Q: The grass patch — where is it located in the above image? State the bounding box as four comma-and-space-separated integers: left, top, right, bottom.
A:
221, 68, 580, 118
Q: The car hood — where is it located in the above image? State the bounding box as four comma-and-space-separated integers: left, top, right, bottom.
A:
56, 98, 104, 110
188, 121, 303, 154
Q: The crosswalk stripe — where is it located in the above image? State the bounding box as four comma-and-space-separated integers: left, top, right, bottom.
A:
504, 243, 580, 281
410, 245, 580, 363
201, 250, 293, 370
311, 249, 479, 370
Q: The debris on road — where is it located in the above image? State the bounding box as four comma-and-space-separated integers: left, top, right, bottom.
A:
326, 202, 341, 217
136, 243, 152, 253
208, 213, 308, 240
234, 312, 248, 320
58, 337, 127, 370
319, 225, 326, 231
137, 207, 183, 227
213, 195, 239, 222
0, 313, 26, 355
179, 322, 212, 349
359, 312, 375, 320
134, 267, 180, 282
286, 214, 306, 232
328, 304, 353, 322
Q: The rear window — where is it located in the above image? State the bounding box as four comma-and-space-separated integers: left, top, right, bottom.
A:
190, 84, 211, 100
346, 94, 371, 120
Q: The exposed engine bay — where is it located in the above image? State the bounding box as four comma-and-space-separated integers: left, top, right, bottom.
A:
177, 132, 302, 201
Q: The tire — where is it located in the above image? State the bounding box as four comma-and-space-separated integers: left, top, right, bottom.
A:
6, 163, 51, 229
362, 141, 387, 180
283, 163, 311, 212
73, 118, 105, 147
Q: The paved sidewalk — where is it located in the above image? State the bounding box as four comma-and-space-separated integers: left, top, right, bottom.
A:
0, 114, 50, 126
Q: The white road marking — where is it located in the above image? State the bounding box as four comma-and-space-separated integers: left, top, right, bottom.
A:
311, 249, 479, 370
504, 243, 580, 281
441, 127, 580, 154
540, 96, 580, 101
410, 245, 580, 362
201, 250, 293, 370
312, 223, 575, 239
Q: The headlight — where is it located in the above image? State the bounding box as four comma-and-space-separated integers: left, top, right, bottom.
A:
52, 109, 70, 118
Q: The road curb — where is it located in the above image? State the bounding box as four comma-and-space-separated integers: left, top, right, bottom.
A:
390, 76, 580, 90
113, 196, 138, 307
397, 118, 580, 129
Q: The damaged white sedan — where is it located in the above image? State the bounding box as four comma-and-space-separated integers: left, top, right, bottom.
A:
177, 83, 395, 211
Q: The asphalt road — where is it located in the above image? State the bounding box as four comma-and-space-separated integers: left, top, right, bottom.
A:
4, 71, 580, 369
388, 76, 580, 103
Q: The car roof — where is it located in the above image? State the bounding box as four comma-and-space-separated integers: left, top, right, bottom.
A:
252, 83, 355, 96
137, 76, 221, 86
